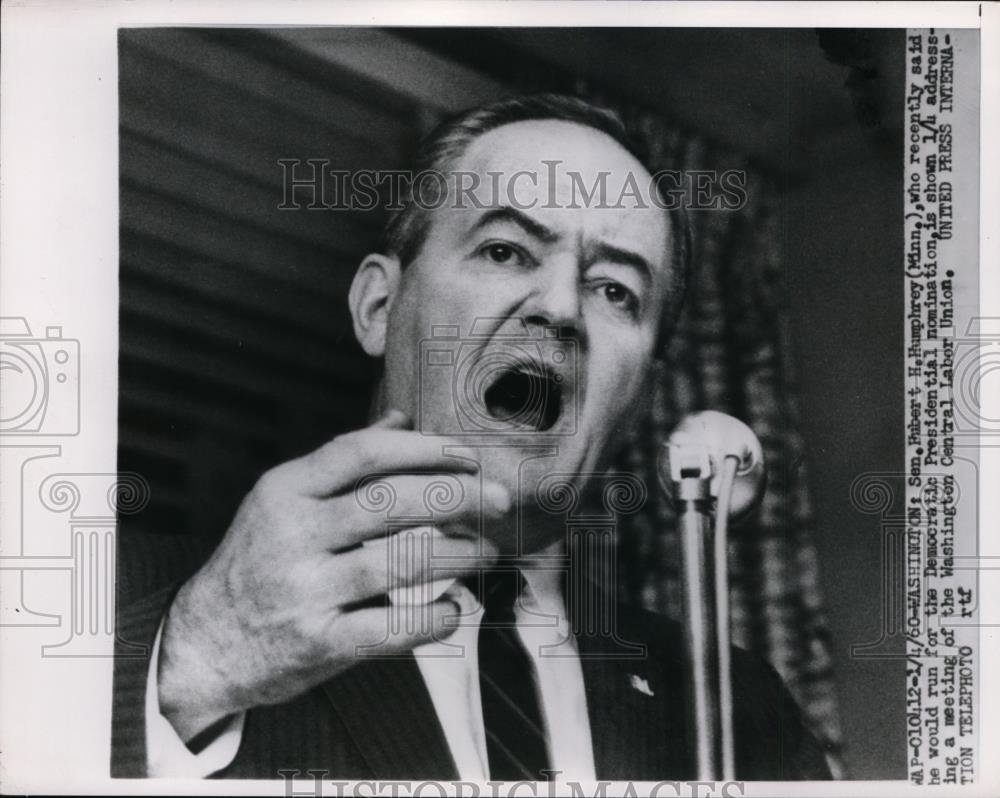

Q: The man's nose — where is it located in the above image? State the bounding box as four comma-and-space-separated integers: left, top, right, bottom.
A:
521, 259, 581, 332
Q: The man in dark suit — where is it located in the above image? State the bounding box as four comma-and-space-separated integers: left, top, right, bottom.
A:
113, 94, 832, 782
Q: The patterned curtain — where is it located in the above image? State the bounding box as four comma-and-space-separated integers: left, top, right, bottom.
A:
590, 98, 849, 777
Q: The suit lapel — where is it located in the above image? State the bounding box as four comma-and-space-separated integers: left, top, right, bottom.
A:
316, 583, 690, 780
320, 654, 459, 779
575, 602, 690, 780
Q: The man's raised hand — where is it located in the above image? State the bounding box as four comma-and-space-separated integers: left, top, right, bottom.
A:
156, 410, 507, 743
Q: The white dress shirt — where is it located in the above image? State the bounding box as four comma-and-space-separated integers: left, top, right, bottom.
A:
146, 564, 596, 780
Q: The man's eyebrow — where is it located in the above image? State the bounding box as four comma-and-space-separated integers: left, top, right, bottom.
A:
590, 241, 653, 281
469, 206, 653, 280
470, 206, 559, 243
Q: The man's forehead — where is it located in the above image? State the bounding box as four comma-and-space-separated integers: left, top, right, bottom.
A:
450, 119, 669, 258
457, 119, 649, 194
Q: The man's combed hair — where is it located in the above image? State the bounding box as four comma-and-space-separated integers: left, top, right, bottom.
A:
382, 93, 691, 345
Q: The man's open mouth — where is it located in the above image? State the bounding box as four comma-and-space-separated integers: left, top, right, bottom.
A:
482, 365, 563, 432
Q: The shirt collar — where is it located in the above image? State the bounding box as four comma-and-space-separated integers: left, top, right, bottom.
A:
518, 539, 566, 614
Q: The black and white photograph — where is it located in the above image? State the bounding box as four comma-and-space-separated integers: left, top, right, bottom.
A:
0, 3, 996, 796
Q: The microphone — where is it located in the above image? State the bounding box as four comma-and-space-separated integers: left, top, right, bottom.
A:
656, 411, 766, 780
657, 410, 766, 519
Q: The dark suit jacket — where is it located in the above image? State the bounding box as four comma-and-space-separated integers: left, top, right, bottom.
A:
112, 535, 833, 781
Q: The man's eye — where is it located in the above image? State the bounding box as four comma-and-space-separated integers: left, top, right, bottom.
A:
603, 283, 629, 303
479, 242, 523, 266
601, 282, 638, 311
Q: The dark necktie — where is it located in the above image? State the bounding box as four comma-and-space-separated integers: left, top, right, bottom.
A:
472, 568, 553, 781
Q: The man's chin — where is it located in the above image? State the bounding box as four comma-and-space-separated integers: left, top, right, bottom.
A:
480, 511, 564, 556
416, 421, 601, 548
472, 443, 595, 555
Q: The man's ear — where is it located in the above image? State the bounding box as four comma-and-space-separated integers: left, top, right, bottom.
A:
348, 253, 402, 357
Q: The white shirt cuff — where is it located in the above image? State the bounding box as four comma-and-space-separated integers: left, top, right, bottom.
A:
145, 618, 246, 777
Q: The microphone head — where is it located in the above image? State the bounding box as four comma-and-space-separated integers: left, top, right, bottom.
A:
657, 410, 767, 518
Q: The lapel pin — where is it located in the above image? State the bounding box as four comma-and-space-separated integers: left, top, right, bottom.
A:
629, 674, 655, 697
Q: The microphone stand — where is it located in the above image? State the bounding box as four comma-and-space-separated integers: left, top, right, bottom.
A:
671, 449, 738, 781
